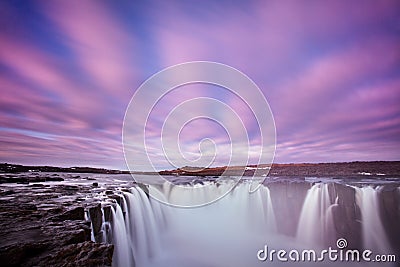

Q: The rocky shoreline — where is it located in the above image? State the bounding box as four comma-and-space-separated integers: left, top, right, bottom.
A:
0, 180, 115, 266
0, 169, 152, 267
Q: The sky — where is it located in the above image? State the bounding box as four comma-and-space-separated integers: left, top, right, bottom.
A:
0, 0, 399, 170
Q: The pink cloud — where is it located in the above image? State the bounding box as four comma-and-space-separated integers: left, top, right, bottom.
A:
39, 0, 141, 98
1, 1, 399, 168
271, 36, 400, 135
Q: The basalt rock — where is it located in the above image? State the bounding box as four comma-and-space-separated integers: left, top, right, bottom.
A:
50, 207, 85, 221
34, 241, 114, 267
103, 205, 112, 222
89, 204, 103, 242
380, 185, 400, 254
0, 181, 114, 267
332, 184, 362, 249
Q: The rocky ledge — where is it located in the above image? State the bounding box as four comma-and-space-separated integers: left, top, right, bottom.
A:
0, 183, 114, 267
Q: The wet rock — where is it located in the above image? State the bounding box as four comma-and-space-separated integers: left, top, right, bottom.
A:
0, 241, 49, 267
267, 181, 310, 236
63, 185, 79, 191
88, 204, 103, 242
50, 207, 84, 221
19, 203, 37, 211
0, 181, 114, 267
380, 185, 400, 253
109, 194, 122, 206
103, 205, 112, 222
35, 241, 113, 267
63, 229, 87, 245
45, 176, 64, 182
28, 183, 47, 188
332, 184, 361, 249
1, 189, 15, 195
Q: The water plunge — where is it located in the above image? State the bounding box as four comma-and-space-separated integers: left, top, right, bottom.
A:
92, 180, 399, 267
355, 186, 392, 254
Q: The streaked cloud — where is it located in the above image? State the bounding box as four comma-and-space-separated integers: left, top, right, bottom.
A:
0, 0, 399, 169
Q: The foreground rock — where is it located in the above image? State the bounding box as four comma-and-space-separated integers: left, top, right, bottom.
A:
0, 183, 113, 267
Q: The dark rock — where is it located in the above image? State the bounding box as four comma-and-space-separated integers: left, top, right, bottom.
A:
63, 229, 87, 245
45, 177, 64, 182
50, 207, 84, 221
332, 184, 361, 249
36, 241, 113, 267
88, 204, 102, 242
267, 181, 310, 236
63, 185, 79, 191
0, 175, 116, 267
380, 185, 400, 254
92, 182, 99, 187
20, 204, 37, 211
0, 241, 49, 267
28, 183, 46, 188
1, 189, 15, 195
109, 194, 122, 206
103, 205, 112, 222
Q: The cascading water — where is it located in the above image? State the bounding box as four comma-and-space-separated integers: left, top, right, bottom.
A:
296, 183, 336, 247
111, 202, 133, 267
91, 180, 398, 267
122, 187, 163, 266
355, 186, 392, 254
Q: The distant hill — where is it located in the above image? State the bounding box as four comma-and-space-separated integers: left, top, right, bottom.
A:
159, 161, 400, 177
0, 163, 129, 174
2, 161, 400, 177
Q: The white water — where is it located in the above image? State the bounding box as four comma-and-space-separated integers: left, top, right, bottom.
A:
100, 181, 395, 267
147, 183, 287, 267
296, 183, 337, 247
111, 203, 133, 266
355, 186, 391, 254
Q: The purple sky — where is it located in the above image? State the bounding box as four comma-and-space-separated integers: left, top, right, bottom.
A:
0, 0, 399, 170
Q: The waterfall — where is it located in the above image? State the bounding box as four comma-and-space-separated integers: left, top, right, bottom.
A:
103, 182, 279, 267
355, 186, 391, 254
89, 180, 397, 267
100, 207, 110, 243
296, 183, 336, 247
85, 210, 96, 242
122, 187, 162, 266
111, 202, 134, 267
